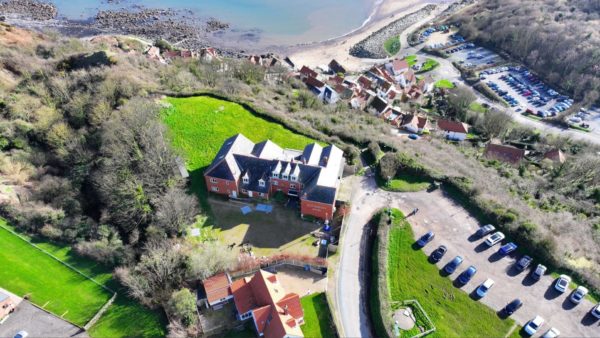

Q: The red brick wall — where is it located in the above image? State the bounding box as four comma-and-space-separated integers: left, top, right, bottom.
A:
300, 199, 335, 221
270, 178, 302, 195
205, 175, 238, 196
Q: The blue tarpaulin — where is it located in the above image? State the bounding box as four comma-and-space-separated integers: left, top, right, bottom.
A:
256, 204, 273, 213
240, 206, 252, 215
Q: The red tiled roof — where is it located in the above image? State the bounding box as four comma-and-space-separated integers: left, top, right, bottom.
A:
329, 75, 344, 85
485, 143, 525, 165
417, 117, 429, 129
202, 273, 232, 305
393, 59, 409, 72
304, 76, 325, 89
252, 305, 273, 334
300, 66, 318, 78
231, 278, 256, 315
437, 119, 469, 133
277, 293, 303, 319
544, 149, 566, 163
358, 75, 372, 89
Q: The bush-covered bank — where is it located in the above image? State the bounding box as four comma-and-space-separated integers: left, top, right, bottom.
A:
376, 151, 599, 297
370, 211, 395, 338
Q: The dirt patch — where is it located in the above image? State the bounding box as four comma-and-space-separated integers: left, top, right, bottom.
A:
270, 265, 327, 296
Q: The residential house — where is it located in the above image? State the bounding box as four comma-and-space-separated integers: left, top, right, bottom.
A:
0, 291, 15, 321
543, 149, 566, 164
248, 55, 264, 66
437, 119, 469, 141
304, 76, 325, 93
319, 85, 340, 104
145, 46, 161, 61
357, 75, 373, 91
200, 47, 220, 62
328, 59, 347, 75
401, 114, 430, 134
484, 143, 526, 166
204, 134, 344, 221
163, 49, 197, 60
350, 89, 372, 110
299, 66, 318, 81
231, 270, 304, 338
368, 96, 389, 116
386, 59, 409, 77
200, 272, 233, 309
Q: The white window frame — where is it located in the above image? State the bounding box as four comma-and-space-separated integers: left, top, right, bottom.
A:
259, 179, 265, 187
260, 193, 265, 197
243, 177, 249, 184
210, 178, 217, 183
282, 174, 288, 180
290, 184, 296, 189
272, 172, 279, 178
273, 180, 278, 186
211, 187, 219, 192
290, 176, 297, 181
241, 189, 247, 194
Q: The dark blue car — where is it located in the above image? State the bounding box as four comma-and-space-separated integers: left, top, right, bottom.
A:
444, 256, 463, 274
416, 231, 435, 248
499, 242, 518, 256
458, 265, 477, 284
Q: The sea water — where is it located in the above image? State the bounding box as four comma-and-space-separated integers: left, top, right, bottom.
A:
48, 0, 375, 45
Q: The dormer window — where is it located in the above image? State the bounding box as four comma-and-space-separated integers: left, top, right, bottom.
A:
259, 179, 265, 187
272, 172, 279, 178
290, 175, 297, 181
242, 176, 249, 184
282, 174, 288, 180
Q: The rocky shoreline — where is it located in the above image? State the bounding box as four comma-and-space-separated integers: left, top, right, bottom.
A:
349, 4, 437, 59
0, 0, 57, 21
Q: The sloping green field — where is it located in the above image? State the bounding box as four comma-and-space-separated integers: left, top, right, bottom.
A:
0, 221, 111, 326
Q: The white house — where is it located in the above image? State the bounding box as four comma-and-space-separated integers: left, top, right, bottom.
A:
437, 119, 469, 141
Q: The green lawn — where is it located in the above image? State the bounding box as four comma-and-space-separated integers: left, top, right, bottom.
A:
469, 102, 487, 113
162, 95, 317, 211
417, 59, 439, 73
434, 79, 455, 89
0, 221, 111, 326
384, 36, 401, 56
300, 293, 336, 338
405, 55, 418, 67
0, 220, 167, 337
382, 173, 430, 192
380, 209, 516, 337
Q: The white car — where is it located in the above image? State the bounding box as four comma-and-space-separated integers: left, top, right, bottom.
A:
590, 303, 600, 319
14, 331, 28, 338
541, 327, 560, 338
476, 278, 495, 298
484, 232, 505, 246
524, 315, 544, 336
570, 286, 588, 304
554, 275, 571, 293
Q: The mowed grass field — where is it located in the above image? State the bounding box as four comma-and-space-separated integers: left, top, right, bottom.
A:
0, 220, 167, 337
300, 293, 336, 338
0, 221, 111, 326
380, 209, 515, 337
162, 96, 317, 209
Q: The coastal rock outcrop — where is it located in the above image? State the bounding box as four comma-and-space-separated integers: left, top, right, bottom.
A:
349, 4, 436, 59
0, 0, 57, 21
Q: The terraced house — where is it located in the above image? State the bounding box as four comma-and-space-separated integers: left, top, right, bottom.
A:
204, 134, 344, 221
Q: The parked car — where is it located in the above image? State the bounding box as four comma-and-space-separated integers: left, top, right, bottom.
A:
458, 266, 477, 284
498, 242, 517, 256
541, 328, 560, 338
13, 332, 28, 338
554, 275, 571, 293
570, 286, 588, 304
485, 232, 505, 246
531, 264, 547, 280
430, 245, 447, 263
475, 224, 495, 237
416, 231, 435, 248
503, 299, 523, 315
444, 256, 464, 274
408, 134, 420, 140
524, 315, 545, 336
590, 303, 600, 319
515, 255, 533, 271
476, 278, 495, 298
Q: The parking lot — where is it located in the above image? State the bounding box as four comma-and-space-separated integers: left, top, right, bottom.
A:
447, 45, 502, 69
397, 190, 599, 337
481, 67, 574, 117
0, 301, 87, 337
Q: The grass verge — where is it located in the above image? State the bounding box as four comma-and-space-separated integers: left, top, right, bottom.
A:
0, 220, 167, 337
300, 293, 336, 338
434, 79, 455, 89
469, 102, 487, 113
379, 173, 431, 192
384, 36, 401, 56
416, 59, 439, 73
371, 209, 516, 337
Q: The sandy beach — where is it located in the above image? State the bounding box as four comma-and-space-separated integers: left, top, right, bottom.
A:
286, 0, 449, 72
